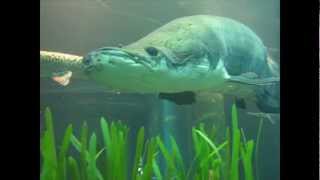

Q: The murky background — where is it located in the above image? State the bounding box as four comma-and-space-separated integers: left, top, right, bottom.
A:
40, 0, 280, 179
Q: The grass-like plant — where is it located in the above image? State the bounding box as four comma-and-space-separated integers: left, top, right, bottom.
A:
41, 104, 258, 180
230, 104, 256, 180
40, 107, 73, 180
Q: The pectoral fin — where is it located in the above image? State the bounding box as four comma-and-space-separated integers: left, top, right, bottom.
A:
235, 98, 246, 109
51, 71, 72, 86
227, 72, 279, 86
158, 91, 196, 105
247, 112, 277, 124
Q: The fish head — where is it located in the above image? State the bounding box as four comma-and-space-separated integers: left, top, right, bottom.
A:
82, 46, 212, 92
82, 46, 176, 91
83, 46, 174, 71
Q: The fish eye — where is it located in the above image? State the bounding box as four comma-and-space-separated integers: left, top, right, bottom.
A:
97, 58, 101, 62
145, 46, 159, 56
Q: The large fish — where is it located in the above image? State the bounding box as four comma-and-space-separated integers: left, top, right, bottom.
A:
41, 15, 280, 113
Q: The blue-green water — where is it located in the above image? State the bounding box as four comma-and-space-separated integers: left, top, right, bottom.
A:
40, 0, 280, 179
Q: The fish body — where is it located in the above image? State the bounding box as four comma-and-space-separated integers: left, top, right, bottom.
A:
40, 15, 279, 113
82, 15, 279, 113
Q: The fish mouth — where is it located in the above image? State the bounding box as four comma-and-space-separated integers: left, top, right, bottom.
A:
83, 47, 154, 72
84, 65, 96, 74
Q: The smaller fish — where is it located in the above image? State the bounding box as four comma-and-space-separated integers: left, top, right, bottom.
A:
52, 71, 73, 86
247, 112, 278, 124
40, 51, 84, 86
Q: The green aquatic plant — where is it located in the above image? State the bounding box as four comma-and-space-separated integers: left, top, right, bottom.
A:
230, 104, 241, 180
69, 122, 104, 180
230, 104, 256, 180
187, 123, 227, 180
131, 127, 145, 180
68, 156, 80, 180
131, 127, 158, 180
156, 135, 186, 179
254, 117, 264, 180
240, 140, 255, 180
100, 118, 129, 180
41, 105, 257, 180
40, 107, 73, 180
41, 108, 158, 180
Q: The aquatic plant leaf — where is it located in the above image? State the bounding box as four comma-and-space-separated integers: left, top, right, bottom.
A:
68, 156, 80, 180
200, 140, 228, 168
194, 129, 223, 161
156, 136, 176, 178
169, 135, 186, 178
240, 140, 255, 180
95, 148, 105, 160
80, 122, 89, 180
41, 131, 57, 180
186, 155, 200, 179
57, 124, 73, 180
82, 133, 104, 180
152, 160, 163, 180
116, 126, 129, 180
192, 127, 201, 156
142, 137, 157, 180
89, 133, 97, 159
195, 124, 211, 173
191, 127, 210, 179
132, 127, 144, 180
224, 128, 231, 180
71, 134, 105, 161
111, 122, 120, 180
43, 107, 58, 166
40, 107, 58, 180
232, 104, 239, 130
255, 118, 264, 180
100, 118, 112, 180
231, 129, 241, 180
87, 133, 97, 180
231, 104, 241, 180
240, 128, 248, 145
100, 118, 129, 180
100, 118, 111, 152
70, 135, 81, 152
